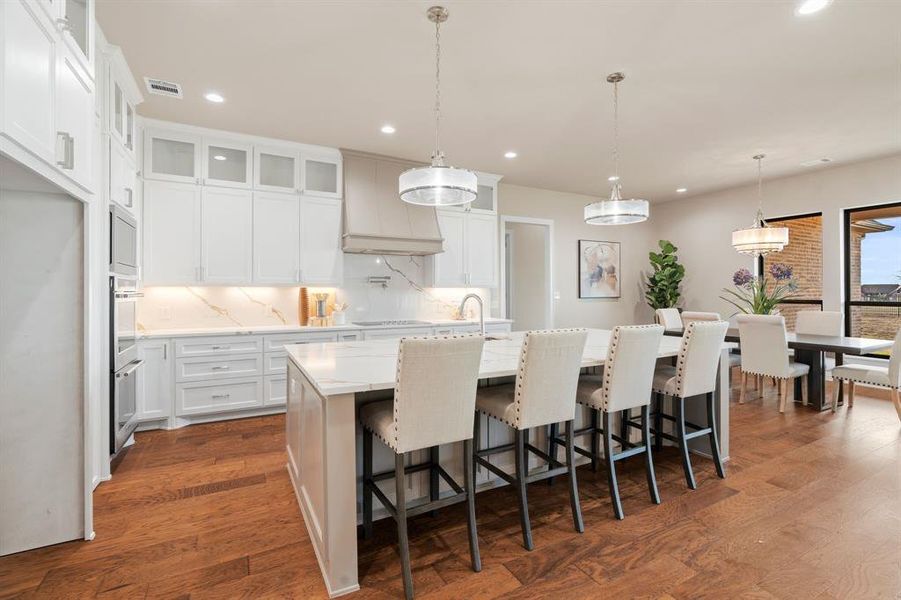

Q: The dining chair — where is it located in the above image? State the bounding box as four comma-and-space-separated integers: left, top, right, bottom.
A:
360, 335, 485, 600
474, 329, 588, 550
649, 320, 729, 489
830, 327, 901, 422
795, 310, 843, 336
655, 308, 683, 331
574, 324, 664, 519
680, 311, 721, 328
736, 314, 810, 412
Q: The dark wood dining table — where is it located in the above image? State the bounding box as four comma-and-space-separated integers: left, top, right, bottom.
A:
664, 328, 894, 411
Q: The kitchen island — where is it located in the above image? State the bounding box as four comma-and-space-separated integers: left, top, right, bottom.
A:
285, 329, 733, 597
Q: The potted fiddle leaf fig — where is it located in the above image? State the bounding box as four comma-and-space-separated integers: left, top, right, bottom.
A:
645, 239, 685, 310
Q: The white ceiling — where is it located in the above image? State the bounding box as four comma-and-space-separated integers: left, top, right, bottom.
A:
96, 0, 901, 202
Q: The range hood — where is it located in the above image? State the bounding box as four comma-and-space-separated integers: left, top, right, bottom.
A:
341, 150, 444, 256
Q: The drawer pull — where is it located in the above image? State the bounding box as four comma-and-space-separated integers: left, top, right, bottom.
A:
211, 345, 231, 350
211, 365, 230, 370
211, 393, 231, 399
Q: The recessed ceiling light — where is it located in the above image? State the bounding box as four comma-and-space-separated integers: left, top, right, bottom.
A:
801, 157, 832, 167
380, 124, 396, 134
204, 92, 225, 103
796, 0, 831, 15
676, 188, 687, 193
608, 175, 619, 182
213, 155, 227, 161
504, 151, 517, 159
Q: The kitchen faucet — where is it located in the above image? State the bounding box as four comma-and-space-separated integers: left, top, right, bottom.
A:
458, 293, 485, 336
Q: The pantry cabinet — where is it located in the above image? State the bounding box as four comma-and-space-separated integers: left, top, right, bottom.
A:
427, 210, 498, 288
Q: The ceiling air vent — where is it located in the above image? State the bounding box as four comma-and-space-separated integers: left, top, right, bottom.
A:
144, 78, 183, 99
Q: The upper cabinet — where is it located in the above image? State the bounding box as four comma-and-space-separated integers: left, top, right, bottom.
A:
426, 210, 498, 288
203, 139, 252, 189
301, 153, 341, 198
59, 0, 93, 77
144, 129, 202, 184
55, 44, 93, 189
255, 146, 299, 193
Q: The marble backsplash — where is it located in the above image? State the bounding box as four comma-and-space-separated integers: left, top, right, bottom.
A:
136, 254, 496, 331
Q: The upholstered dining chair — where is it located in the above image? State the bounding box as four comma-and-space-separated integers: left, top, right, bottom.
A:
830, 327, 901, 422
736, 314, 810, 412
680, 311, 721, 328
795, 310, 843, 336
655, 308, 682, 332
574, 325, 664, 520
649, 320, 729, 489
360, 335, 485, 600
474, 329, 588, 551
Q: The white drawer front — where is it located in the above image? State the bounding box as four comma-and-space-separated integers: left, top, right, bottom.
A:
264, 332, 339, 353
486, 323, 512, 334
175, 336, 263, 358
175, 354, 262, 383
264, 375, 287, 406
362, 327, 431, 340
176, 378, 263, 416
337, 331, 361, 342
264, 353, 288, 375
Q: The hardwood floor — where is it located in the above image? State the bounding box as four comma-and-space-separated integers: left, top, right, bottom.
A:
2, 380, 899, 599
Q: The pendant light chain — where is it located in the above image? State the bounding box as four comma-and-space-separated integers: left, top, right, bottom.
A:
433, 16, 442, 164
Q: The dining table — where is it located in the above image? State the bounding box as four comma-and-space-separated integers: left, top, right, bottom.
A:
664, 327, 894, 411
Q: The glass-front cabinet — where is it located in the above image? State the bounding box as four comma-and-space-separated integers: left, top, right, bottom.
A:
301, 154, 341, 198
143, 129, 202, 184
203, 139, 252, 189
254, 146, 299, 192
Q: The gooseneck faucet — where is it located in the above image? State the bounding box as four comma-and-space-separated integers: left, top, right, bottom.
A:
458, 293, 485, 336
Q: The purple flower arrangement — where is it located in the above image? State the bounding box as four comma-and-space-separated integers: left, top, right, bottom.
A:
721, 263, 797, 314
768, 263, 793, 281
732, 268, 753, 287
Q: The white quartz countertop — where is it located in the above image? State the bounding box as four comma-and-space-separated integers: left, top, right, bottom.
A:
138, 318, 513, 339
286, 329, 689, 397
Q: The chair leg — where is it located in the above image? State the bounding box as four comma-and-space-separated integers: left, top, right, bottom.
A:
463, 438, 481, 572
362, 428, 373, 540
641, 405, 660, 504
654, 393, 663, 451
513, 429, 533, 550
892, 389, 901, 422
675, 396, 697, 490
706, 392, 726, 479
602, 411, 624, 520
395, 452, 413, 600
590, 409, 600, 472
739, 372, 747, 404
547, 421, 558, 486
565, 420, 584, 532
619, 409, 629, 448
848, 381, 856, 407
831, 377, 841, 412
429, 445, 439, 517
779, 379, 788, 413
801, 375, 808, 406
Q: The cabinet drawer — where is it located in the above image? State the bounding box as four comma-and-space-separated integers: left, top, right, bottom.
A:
175, 354, 262, 383
175, 335, 262, 357
264, 375, 287, 407
435, 324, 481, 335
486, 323, 512, 335
175, 378, 263, 416
263, 332, 338, 353
362, 327, 432, 340
263, 353, 288, 375
337, 331, 361, 342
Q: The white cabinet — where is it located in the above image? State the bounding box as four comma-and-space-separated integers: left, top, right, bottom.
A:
109, 138, 136, 212
428, 211, 498, 288
363, 327, 432, 340
255, 146, 299, 193
203, 138, 252, 189
1, 0, 58, 164
175, 354, 262, 383
176, 378, 264, 416
174, 335, 263, 358
59, 0, 93, 77
143, 180, 202, 284
301, 153, 341, 198
299, 196, 343, 285
264, 376, 287, 407
144, 128, 202, 184
137, 339, 172, 421
253, 191, 300, 284
201, 187, 253, 283
109, 78, 136, 156
54, 44, 93, 189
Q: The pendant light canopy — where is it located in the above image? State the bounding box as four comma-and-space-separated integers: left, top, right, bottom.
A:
399, 6, 477, 207
731, 154, 789, 256
584, 72, 649, 225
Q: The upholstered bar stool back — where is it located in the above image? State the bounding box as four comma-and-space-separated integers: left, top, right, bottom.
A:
674, 321, 730, 398
393, 335, 485, 453
795, 311, 843, 336
598, 325, 665, 413
680, 311, 721, 329
655, 308, 682, 331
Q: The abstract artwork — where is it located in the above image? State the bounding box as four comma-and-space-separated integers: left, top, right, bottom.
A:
579, 240, 621, 298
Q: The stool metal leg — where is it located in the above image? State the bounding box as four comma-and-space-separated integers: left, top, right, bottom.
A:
514, 429, 534, 550
590, 409, 600, 472
654, 393, 663, 452
642, 405, 660, 505
463, 438, 481, 572
706, 392, 726, 479
395, 452, 413, 600
546, 421, 558, 486
602, 411, 624, 520
429, 445, 439, 517
619, 409, 629, 448
362, 428, 373, 539
565, 419, 584, 532
675, 396, 697, 490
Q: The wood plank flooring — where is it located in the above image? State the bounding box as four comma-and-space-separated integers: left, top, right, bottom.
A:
2, 380, 899, 599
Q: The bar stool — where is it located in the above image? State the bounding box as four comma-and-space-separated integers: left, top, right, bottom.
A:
830, 327, 901, 422
647, 320, 728, 490
474, 329, 588, 550
573, 324, 664, 520
360, 334, 485, 600
736, 314, 810, 412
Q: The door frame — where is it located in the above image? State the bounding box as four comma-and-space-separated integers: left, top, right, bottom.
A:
499, 215, 554, 329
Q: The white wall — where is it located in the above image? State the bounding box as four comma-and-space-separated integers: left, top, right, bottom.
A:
505, 221, 549, 330
652, 153, 901, 319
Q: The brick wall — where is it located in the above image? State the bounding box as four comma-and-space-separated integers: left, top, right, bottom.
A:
763, 215, 822, 331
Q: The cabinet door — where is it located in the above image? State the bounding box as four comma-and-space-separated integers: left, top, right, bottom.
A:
109, 138, 136, 212
467, 213, 498, 287
301, 154, 341, 198
137, 340, 172, 421
431, 210, 467, 287
143, 180, 201, 284
203, 139, 252, 189
201, 187, 253, 284
144, 128, 201, 184
1, 0, 57, 163
55, 45, 93, 190
299, 197, 343, 285
60, 0, 92, 75
255, 146, 299, 193
253, 191, 300, 284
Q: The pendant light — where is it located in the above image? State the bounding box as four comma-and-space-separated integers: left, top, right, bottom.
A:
584, 72, 649, 225
398, 6, 477, 207
731, 154, 789, 256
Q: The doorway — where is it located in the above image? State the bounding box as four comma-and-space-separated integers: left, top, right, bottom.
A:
500, 216, 554, 330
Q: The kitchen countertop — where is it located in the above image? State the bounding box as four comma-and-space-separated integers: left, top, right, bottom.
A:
138, 318, 513, 339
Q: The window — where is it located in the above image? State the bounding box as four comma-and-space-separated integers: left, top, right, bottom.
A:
844, 202, 901, 355
758, 213, 823, 331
